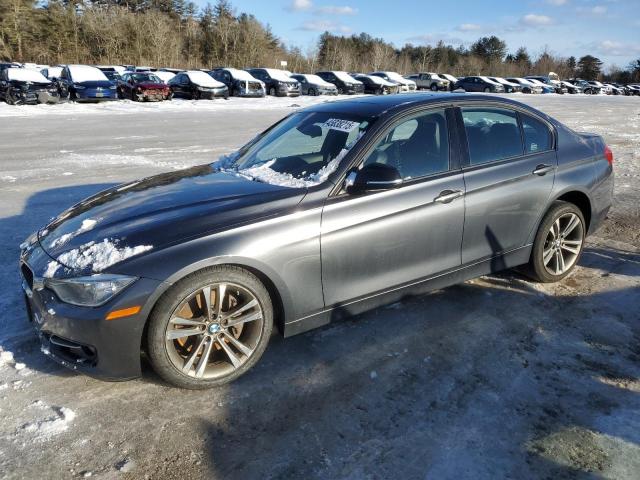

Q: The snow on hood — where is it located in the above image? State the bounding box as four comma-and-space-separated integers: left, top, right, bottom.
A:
154, 71, 175, 83
362, 75, 394, 86
265, 69, 297, 83
442, 74, 458, 82
45, 239, 153, 277
68, 65, 109, 83
186, 71, 225, 88
381, 72, 415, 85
513, 78, 535, 86
492, 77, 517, 86
479, 76, 502, 86
46, 218, 99, 250
7, 68, 50, 83
299, 74, 334, 87
226, 68, 257, 81
334, 71, 362, 84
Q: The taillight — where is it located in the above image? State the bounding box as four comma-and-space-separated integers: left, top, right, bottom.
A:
604, 145, 613, 165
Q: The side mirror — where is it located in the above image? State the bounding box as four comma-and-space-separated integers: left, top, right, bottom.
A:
345, 163, 402, 194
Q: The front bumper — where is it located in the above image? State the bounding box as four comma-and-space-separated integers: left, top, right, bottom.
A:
11, 89, 60, 104
75, 88, 118, 102
198, 87, 229, 99
139, 89, 171, 101
276, 86, 301, 97
20, 246, 162, 380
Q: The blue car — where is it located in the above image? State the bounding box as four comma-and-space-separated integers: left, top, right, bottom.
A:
56, 65, 118, 102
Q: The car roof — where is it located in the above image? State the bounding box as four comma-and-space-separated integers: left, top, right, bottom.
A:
304, 92, 543, 118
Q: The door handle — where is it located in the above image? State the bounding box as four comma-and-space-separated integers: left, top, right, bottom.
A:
532, 164, 554, 176
434, 189, 463, 204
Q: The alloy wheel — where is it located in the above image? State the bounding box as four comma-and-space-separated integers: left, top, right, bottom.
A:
164, 282, 264, 380
542, 212, 584, 276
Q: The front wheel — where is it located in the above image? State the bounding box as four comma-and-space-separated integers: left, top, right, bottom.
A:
483, 87, 491, 93
269, 86, 276, 96
527, 201, 585, 283
147, 266, 274, 389
308, 88, 317, 96
430, 84, 438, 91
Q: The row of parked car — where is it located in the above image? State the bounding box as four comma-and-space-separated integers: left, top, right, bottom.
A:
1, 61, 639, 105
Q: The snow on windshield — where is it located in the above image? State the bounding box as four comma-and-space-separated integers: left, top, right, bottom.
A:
227, 68, 257, 81
68, 65, 109, 82
7, 68, 50, 83
265, 69, 295, 82
186, 70, 224, 88
334, 71, 361, 84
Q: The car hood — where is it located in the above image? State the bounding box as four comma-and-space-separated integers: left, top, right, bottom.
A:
73, 80, 114, 88
136, 81, 168, 89
38, 165, 306, 264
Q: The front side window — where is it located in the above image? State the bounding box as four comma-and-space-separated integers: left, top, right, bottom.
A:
217, 112, 372, 188
521, 113, 552, 153
362, 109, 449, 180
462, 107, 523, 165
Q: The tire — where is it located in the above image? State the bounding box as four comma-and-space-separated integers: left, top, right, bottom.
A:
337, 88, 344, 94
269, 86, 276, 96
483, 87, 491, 93
308, 88, 317, 96
526, 201, 586, 283
430, 83, 438, 91
147, 266, 274, 389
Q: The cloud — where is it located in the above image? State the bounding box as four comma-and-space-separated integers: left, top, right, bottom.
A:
286, 0, 313, 12
298, 20, 351, 33
456, 23, 481, 32
546, 0, 567, 5
407, 33, 466, 47
593, 40, 640, 56
519, 14, 555, 27
576, 5, 608, 16
316, 5, 358, 15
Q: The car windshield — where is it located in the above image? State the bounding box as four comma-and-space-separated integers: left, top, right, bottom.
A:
214, 112, 373, 188
131, 73, 161, 83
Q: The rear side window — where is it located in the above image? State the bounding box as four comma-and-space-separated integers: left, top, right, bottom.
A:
521, 113, 552, 153
462, 108, 523, 165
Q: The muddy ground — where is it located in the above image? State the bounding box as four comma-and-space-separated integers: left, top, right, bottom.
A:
0, 94, 638, 479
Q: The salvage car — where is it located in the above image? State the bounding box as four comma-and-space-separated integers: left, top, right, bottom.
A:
117, 72, 172, 101
455, 76, 505, 93
560, 80, 583, 94
168, 70, 228, 99
316, 71, 364, 95
0, 67, 60, 105
56, 65, 118, 101
405, 72, 449, 91
245, 68, 300, 97
353, 73, 399, 94
369, 71, 417, 92
487, 77, 523, 93
20, 93, 613, 389
209, 68, 265, 97
290, 73, 337, 96
506, 78, 543, 94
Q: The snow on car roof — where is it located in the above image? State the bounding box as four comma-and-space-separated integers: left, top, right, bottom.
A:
379, 71, 410, 83
264, 68, 296, 82
7, 68, 50, 83
490, 77, 514, 85
360, 74, 393, 86
298, 74, 332, 85
185, 70, 225, 88
479, 76, 501, 85
67, 65, 109, 82
225, 68, 257, 81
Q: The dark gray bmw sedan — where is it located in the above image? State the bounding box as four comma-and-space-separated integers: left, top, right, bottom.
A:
20, 94, 614, 389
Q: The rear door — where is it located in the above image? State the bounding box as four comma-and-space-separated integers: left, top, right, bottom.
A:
321, 107, 466, 306
457, 104, 556, 264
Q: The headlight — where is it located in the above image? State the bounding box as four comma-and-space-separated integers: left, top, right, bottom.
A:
45, 274, 137, 307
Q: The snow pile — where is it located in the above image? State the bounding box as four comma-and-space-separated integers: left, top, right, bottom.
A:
49, 218, 99, 249
185, 71, 225, 88
22, 403, 76, 441
45, 239, 153, 276
0, 349, 15, 366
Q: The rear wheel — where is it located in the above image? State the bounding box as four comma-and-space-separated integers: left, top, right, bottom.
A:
147, 266, 273, 389
527, 201, 585, 283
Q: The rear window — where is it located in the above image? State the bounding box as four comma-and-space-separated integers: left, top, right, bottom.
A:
521, 113, 552, 153
462, 108, 523, 165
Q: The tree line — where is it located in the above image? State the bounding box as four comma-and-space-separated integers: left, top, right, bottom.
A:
1, 0, 638, 83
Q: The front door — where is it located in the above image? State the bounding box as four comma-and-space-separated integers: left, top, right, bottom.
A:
458, 105, 556, 264
321, 107, 465, 306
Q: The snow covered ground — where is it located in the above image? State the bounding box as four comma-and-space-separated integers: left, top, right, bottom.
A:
0, 93, 639, 479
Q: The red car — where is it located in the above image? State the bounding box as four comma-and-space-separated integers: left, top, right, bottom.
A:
117, 72, 172, 101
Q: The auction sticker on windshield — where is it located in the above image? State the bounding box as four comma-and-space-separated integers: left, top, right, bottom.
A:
323, 118, 360, 132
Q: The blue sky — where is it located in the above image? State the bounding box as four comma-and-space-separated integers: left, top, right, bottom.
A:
207, 0, 639, 69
